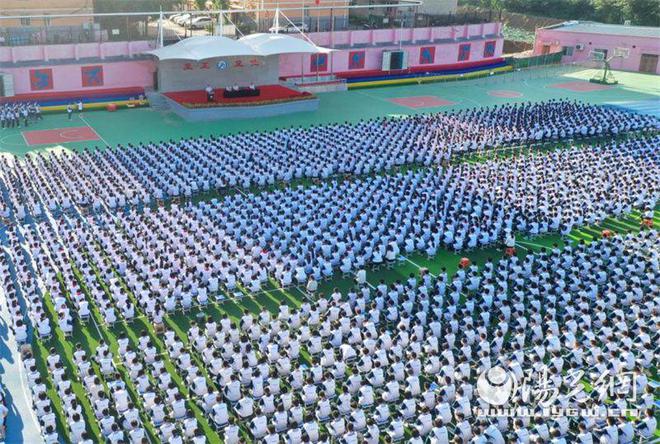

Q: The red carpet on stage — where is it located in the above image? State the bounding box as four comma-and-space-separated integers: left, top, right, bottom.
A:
164, 85, 312, 108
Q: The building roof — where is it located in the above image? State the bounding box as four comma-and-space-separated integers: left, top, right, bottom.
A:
147, 34, 328, 61
544, 21, 660, 39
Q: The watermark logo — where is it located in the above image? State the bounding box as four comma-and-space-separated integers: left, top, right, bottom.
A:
476, 366, 517, 406
475, 365, 640, 418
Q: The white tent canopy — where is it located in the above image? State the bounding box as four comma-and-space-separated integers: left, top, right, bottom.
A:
147, 34, 328, 61
239, 33, 331, 56
147, 35, 258, 61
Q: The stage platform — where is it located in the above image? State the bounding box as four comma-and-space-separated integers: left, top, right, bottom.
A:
161, 85, 319, 121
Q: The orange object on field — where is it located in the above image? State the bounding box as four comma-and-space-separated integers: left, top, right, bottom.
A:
106, 103, 117, 112
459, 257, 471, 268
601, 229, 613, 238
642, 218, 653, 228
505, 247, 516, 256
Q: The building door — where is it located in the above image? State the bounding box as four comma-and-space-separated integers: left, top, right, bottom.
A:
639, 54, 658, 73
542, 45, 551, 55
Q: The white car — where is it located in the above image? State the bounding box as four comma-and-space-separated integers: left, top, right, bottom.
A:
268, 23, 309, 33
187, 16, 213, 29
174, 14, 192, 25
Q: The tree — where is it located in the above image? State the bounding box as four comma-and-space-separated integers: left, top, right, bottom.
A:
593, 0, 628, 24
625, 0, 660, 25
480, 0, 504, 20
460, 0, 658, 25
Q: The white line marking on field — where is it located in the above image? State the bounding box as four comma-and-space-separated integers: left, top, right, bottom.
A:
80, 114, 110, 147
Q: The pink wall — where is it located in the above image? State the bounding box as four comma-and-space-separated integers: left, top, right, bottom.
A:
534, 28, 660, 74
0, 41, 154, 63
280, 24, 504, 77
305, 23, 501, 48
4, 60, 155, 95
1, 24, 504, 95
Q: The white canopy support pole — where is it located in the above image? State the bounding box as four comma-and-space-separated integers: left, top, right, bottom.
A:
273, 7, 280, 33
398, 10, 404, 50
222, 12, 245, 37
158, 8, 164, 48
279, 11, 316, 46
217, 11, 223, 36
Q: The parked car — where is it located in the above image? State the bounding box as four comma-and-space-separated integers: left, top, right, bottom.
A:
174, 14, 192, 25
268, 23, 309, 33
187, 16, 213, 29
169, 13, 185, 22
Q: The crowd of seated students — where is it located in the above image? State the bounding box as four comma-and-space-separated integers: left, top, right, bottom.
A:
163, 230, 656, 443
0, 384, 7, 441
0, 253, 54, 442
0, 95, 657, 443
3, 182, 657, 443
113, 330, 207, 444
20, 136, 654, 302
2, 216, 209, 443
418, 99, 653, 153
0, 100, 656, 219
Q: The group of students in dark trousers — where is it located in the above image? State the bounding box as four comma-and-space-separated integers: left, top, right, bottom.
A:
67, 100, 84, 120
0, 101, 42, 128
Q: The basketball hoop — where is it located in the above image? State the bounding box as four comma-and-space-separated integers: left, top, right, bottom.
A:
589, 50, 619, 85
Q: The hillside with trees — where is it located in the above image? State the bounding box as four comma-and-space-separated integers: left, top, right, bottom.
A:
459, 0, 660, 26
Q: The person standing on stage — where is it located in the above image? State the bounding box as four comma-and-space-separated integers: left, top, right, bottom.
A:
205, 84, 214, 102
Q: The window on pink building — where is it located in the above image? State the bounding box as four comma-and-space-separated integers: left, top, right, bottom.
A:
483, 41, 496, 58
458, 43, 471, 62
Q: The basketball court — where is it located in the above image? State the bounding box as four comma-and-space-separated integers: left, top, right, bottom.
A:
22, 126, 101, 146
549, 81, 613, 92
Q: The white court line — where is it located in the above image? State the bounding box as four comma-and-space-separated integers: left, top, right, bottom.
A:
399, 255, 437, 277
20, 130, 30, 147
516, 240, 549, 250
234, 187, 248, 198
355, 90, 402, 107
293, 286, 314, 302
79, 114, 110, 147
0, 133, 28, 147
59, 128, 93, 141
514, 242, 530, 252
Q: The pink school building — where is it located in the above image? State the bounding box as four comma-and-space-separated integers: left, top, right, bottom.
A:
0, 23, 503, 97
534, 21, 660, 74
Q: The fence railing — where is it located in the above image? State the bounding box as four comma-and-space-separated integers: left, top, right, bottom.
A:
0, 5, 503, 48
505, 51, 563, 69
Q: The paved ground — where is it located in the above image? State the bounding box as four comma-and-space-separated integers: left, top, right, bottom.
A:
0, 289, 44, 444
0, 66, 658, 156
